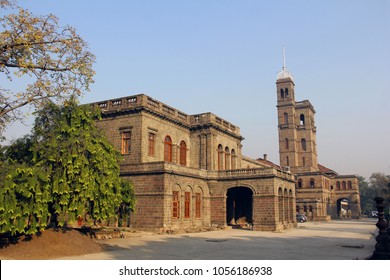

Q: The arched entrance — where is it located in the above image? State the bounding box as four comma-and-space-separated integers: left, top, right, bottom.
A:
337, 198, 350, 218
226, 187, 253, 226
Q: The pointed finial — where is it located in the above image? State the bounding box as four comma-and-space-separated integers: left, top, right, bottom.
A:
277, 45, 294, 81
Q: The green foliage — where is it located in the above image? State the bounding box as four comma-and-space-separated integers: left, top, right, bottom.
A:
0, 135, 34, 164
117, 179, 136, 227
0, 163, 51, 235
0, 98, 135, 235
359, 173, 390, 217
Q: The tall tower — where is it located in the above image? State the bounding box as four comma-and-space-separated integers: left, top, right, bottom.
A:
276, 49, 319, 173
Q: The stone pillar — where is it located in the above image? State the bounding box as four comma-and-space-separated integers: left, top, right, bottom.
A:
253, 195, 282, 231
209, 195, 226, 227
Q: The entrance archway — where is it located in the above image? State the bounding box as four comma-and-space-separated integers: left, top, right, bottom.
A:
226, 187, 253, 226
337, 198, 350, 218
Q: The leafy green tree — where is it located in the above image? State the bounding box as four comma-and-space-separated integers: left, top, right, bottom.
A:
358, 176, 375, 216
369, 172, 390, 219
358, 173, 390, 217
369, 172, 390, 199
0, 98, 135, 235
0, 164, 52, 235
117, 179, 135, 227
0, 135, 34, 164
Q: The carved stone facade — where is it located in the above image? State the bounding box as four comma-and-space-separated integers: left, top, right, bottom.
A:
276, 66, 361, 220
91, 94, 296, 231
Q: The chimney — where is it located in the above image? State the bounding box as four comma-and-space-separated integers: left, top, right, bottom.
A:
263, 154, 268, 161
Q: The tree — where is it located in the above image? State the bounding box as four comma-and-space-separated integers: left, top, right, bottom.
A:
0, 135, 34, 164
0, 99, 135, 235
358, 176, 376, 216
369, 172, 390, 199
0, 0, 95, 136
358, 173, 390, 217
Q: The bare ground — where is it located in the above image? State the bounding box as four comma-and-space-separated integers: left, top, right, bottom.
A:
0, 228, 102, 260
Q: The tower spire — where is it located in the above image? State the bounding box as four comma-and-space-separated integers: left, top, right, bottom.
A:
277, 45, 293, 81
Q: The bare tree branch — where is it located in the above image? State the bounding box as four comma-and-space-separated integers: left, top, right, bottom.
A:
0, 0, 95, 136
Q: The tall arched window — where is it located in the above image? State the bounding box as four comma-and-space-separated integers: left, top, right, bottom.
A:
336, 181, 340, 190
283, 113, 289, 125
179, 140, 187, 166
280, 88, 285, 99
286, 156, 290, 166
285, 138, 289, 150
217, 144, 224, 170
348, 181, 352, 189
164, 135, 173, 162
225, 147, 230, 170
285, 88, 289, 97
342, 181, 346, 190
298, 179, 303, 188
300, 114, 305, 125
310, 178, 315, 188
301, 138, 307, 151
172, 191, 180, 218
231, 149, 237, 169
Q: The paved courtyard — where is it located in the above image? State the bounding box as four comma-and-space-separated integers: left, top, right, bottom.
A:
59, 219, 377, 260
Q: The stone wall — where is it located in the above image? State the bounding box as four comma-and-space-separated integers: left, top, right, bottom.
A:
91, 94, 298, 231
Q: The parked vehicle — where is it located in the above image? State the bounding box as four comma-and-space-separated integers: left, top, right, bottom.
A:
296, 213, 307, 223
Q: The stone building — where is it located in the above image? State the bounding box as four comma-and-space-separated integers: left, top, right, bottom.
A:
276, 61, 361, 220
90, 56, 361, 231
91, 94, 296, 232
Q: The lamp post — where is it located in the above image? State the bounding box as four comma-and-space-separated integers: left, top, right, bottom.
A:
371, 197, 390, 259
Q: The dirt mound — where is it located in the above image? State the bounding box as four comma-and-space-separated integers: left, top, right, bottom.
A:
0, 228, 102, 260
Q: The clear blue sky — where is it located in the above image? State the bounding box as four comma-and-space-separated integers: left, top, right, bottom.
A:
3, 0, 390, 179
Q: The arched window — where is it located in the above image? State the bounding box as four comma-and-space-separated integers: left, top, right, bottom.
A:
300, 114, 305, 125
179, 140, 187, 166
342, 181, 346, 190
283, 113, 289, 125
164, 135, 173, 162
309, 206, 313, 212
231, 149, 237, 169
285, 138, 289, 150
286, 156, 290, 166
336, 181, 340, 190
217, 144, 224, 170
285, 88, 289, 97
172, 191, 180, 218
298, 179, 303, 188
280, 88, 285, 99
302, 157, 306, 166
195, 193, 201, 218
301, 138, 307, 151
225, 147, 230, 170
348, 181, 352, 189
310, 178, 315, 188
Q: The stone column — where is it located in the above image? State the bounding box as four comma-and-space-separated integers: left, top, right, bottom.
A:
209, 195, 226, 227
